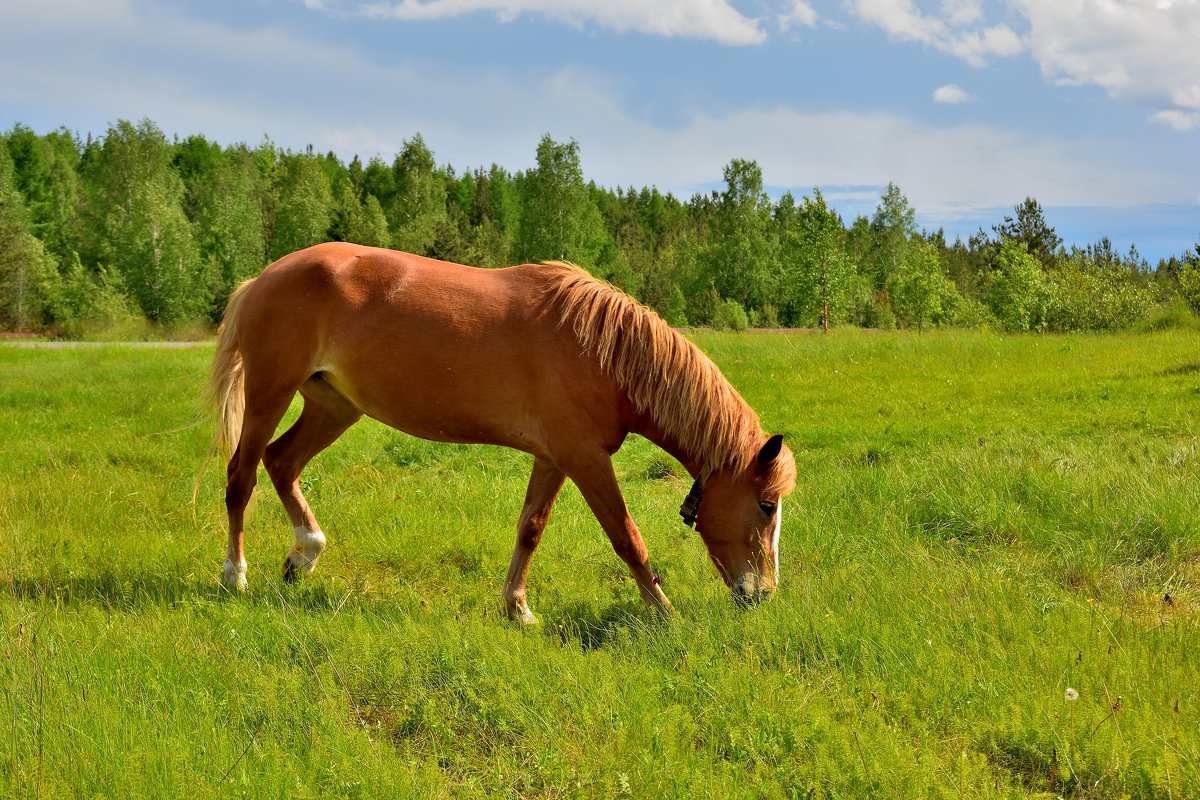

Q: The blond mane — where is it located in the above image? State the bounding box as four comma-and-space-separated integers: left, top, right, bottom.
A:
540, 262, 795, 496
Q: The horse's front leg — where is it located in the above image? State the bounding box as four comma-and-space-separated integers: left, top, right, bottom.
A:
503, 459, 566, 625
569, 455, 673, 613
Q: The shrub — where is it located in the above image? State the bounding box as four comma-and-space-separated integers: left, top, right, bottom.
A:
50, 256, 145, 339
712, 298, 749, 331
663, 285, 689, 327
1130, 300, 1199, 332
1178, 260, 1200, 313
943, 293, 996, 329
1046, 256, 1154, 331
987, 241, 1052, 331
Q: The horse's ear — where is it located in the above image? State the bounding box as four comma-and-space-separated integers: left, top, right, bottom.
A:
757, 434, 784, 470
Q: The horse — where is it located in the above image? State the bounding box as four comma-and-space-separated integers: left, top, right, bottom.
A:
207, 242, 796, 622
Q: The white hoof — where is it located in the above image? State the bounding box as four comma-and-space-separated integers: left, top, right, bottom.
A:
507, 597, 540, 626
223, 558, 248, 591
285, 526, 326, 578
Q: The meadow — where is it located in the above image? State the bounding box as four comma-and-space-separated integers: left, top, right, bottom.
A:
1, 329, 1197, 798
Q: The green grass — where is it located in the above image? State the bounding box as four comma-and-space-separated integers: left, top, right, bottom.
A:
1, 329, 1198, 798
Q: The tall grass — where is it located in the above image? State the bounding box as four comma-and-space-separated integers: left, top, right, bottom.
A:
1, 330, 1197, 797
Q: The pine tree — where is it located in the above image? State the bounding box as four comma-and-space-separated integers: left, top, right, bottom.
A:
993, 197, 1061, 267
4, 124, 81, 265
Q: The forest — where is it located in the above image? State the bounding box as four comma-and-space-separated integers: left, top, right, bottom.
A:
1, 118, 1199, 336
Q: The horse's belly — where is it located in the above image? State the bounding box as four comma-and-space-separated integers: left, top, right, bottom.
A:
320, 355, 549, 455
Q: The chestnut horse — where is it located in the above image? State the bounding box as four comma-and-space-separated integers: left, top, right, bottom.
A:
208, 242, 796, 622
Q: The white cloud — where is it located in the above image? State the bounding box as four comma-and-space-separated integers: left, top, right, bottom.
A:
779, 0, 818, 30
0, 0, 1193, 223
1152, 110, 1200, 131
933, 83, 973, 103
940, 0, 983, 26
847, 0, 1200, 131
1013, 0, 1200, 130
350, 0, 767, 45
847, 0, 1022, 66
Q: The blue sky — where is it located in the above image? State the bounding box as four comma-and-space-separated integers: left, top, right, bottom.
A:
2, 0, 1198, 261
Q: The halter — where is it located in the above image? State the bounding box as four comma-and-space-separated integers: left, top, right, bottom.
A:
679, 477, 704, 528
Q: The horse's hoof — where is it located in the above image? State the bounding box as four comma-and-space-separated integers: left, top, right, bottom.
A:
506, 598, 540, 626
223, 559, 248, 592
282, 558, 299, 584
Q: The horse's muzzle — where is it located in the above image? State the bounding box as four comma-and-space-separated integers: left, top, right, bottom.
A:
732, 575, 776, 606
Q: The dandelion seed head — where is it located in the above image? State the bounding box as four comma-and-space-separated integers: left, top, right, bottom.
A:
1065, 687, 1079, 702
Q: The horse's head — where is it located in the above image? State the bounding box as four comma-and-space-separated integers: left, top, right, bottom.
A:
692, 434, 796, 604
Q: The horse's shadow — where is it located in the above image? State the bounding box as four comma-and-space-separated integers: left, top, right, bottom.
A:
1160, 362, 1200, 377
2, 569, 347, 612
544, 600, 662, 651
4, 570, 216, 610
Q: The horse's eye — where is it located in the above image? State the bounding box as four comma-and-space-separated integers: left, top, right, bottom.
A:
758, 501, 776, 515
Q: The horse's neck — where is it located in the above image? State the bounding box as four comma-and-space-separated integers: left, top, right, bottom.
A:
629, 409, 708, 480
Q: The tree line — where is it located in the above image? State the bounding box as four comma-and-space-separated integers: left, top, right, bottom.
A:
2, 118, 1198, 335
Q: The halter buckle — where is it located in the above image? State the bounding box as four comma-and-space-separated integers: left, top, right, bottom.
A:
679, 478, 703, 528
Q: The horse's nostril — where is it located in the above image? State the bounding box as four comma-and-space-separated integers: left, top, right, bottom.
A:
731, 578, 757, 606
731, 580, 775, 607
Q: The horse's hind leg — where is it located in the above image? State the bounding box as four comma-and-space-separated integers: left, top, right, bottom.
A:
503, 459, 566, 625
224, 390, 294, 591
263, 379, 362, 583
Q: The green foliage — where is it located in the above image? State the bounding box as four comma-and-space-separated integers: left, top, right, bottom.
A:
711, 158, 777, 311
1177, 258, 1200, 314
687, 284, 721, 327
82, 120, 211, 323
192, 147, 267, 312
711, 297, 749, 331
868, 181, 917, 292
1046, 249, 1156, 331
0, 119, 1184, 336
987, 240, 1053, 331
388, 134, 446, 254
518, 135, 608, 268
994, 196, 1062, 266
942, 291, 997, 328
331, 176, 390, 249
3, 124, 81, 263
49, 255, 144, 339
0, 142, 59, 330
269, 152, 334, 261
891, 239, 953, 332
662, 284, 689, 327
780, 188, 854, 330
1130, 300, 1199, 332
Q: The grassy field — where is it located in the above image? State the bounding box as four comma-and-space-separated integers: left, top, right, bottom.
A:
1, 329, 1198, 798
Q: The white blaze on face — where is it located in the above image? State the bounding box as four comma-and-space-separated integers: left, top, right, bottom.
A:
772, 499, 782, 581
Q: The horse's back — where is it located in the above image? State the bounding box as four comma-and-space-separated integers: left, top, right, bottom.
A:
237, 243, 620, 455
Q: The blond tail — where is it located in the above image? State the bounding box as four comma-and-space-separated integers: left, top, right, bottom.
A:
194, 279, 256, 507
